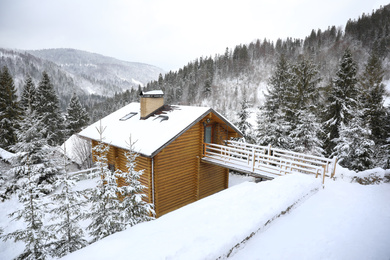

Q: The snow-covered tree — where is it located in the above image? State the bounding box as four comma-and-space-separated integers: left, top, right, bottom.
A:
290, 110, 324, 156
333, 116, 375, 171
323, 49, 359, 156
257, 55, 294, 149
0, 66, 22, 149
86, 122, 123, 243
7, 104, 61, 195
235, 90, 253, 143
2, 158, 52, 260
20, 75, 36, 112
65, 92, 90, 138
117, 136, 154, 229
35, 71, 64, 146
359, 53, 387, 144
47, 145, 88, 258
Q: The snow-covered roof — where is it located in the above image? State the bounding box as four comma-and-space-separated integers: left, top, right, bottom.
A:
141, 90, 164, 96
78, 103, 239, 157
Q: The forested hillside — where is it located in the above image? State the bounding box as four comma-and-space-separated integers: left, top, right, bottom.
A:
0, 48, 164, 112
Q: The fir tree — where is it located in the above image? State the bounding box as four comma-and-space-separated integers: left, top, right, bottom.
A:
117, 136, 154, 229
359, 53, 387, 145
257, 55, 293, 149
290, 110, 324, 156
236, 90, 253, 143
86, 122, 123, 243
0, 66, 22, 149
7, 105, 61, 195
47, 145, 88, 257
2, 157, 51, 260
333, 116, 375, 171
65, 92, 90, 137
323, 49, 358, 156
20, 75, 36, 112
35, 71, 64, 146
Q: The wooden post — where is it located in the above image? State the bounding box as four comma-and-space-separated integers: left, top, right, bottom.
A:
251, 147, 255, 172
331, 157, 338, 178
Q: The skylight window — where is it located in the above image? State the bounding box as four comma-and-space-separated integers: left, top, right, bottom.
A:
120, 112, 137, 121
153, 115, 169, 122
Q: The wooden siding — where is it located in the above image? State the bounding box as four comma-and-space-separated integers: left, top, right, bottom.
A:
91, 140, 152, 203
153, 122, 202, 217
89, 110, 239, 217
199, 162, 228, 199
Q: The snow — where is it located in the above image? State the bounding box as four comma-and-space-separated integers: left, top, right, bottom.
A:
0, 147, 14, 161
78, 103, 213, 157
1, 168, 389, 260
230, 178, 390, 260
62, 174, 321, 260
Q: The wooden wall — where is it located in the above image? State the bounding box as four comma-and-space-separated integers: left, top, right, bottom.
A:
91, 140, 152, 203
89, 111, 239, 218
153, 122, 201, 217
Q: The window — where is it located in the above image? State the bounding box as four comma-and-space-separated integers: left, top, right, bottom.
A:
108, 163, 115, 172
204, 125, 212, 143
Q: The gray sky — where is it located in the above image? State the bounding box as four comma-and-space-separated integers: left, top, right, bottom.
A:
0, 0, 388, 71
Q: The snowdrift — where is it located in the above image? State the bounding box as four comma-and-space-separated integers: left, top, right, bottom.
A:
62, 174, 321, 260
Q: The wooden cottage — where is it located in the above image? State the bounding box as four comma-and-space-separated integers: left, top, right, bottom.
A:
78, 90, 242, 217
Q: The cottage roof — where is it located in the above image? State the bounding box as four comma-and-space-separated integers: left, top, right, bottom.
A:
78, 102, 241, 157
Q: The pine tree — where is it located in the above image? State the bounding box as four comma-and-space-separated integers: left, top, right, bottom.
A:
236, 90, 253, 143
359, 53, 387, 145
35, 71, 64, 146
257, 55, 294, 149
2, 158, 51, 260
0, 66, 22, 149
7, 105, 61, 195
117, 136, 154, 229
323, 49, 359, 156
47, 145, 88, 257
288, 57, 322, 154
65, 92, 90, 137
86, 122, 123, 243
333, 116, 375, 171
20, 75, 36, 111
290, 110, 324, 156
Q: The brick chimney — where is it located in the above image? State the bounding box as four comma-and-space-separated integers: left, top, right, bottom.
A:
140, 90, 164, 119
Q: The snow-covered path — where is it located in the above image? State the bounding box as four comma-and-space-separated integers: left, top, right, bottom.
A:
230, 180, 390, 260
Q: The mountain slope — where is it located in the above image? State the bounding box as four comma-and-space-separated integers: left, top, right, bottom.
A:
27, 48, 164, 92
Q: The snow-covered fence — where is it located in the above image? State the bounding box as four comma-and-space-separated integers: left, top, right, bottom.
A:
203, 140, 337, 183
69, 167, 100, 180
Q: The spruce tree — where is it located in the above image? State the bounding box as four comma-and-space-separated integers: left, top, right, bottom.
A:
257, 55, 294, 149
359, 53, 387, 145
7, 104, 61, 195
2, 158, 51, 260
333, 116, 375, 171
289, 57, 322, 154
0, 66, 22, 149
65, 92, 90, 137
323, 49, 359, 156
35, 71, 64, 146
86, 122, 123, 243
20, 75, 36, 112
117, 136, 154, 229
47, 145, 88, 257
236, 90, 253, 143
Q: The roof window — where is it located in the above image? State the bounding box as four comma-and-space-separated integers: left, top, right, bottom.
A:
120, 112, 137, 121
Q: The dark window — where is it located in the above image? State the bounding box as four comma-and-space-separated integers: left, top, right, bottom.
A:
108, 163, 115, 172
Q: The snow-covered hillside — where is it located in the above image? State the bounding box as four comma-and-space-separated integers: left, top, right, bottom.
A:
0, 48, 164, 101
2, 166, 388, 260
28, 48, 164, 92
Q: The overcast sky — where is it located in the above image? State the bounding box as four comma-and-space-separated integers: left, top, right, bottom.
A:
0, 0, 388, 71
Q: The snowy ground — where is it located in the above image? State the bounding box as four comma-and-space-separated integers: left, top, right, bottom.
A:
0, 167, 389, 259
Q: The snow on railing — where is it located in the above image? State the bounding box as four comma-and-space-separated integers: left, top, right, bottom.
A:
203, 140, 337, 184
69, 167, 100, 180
